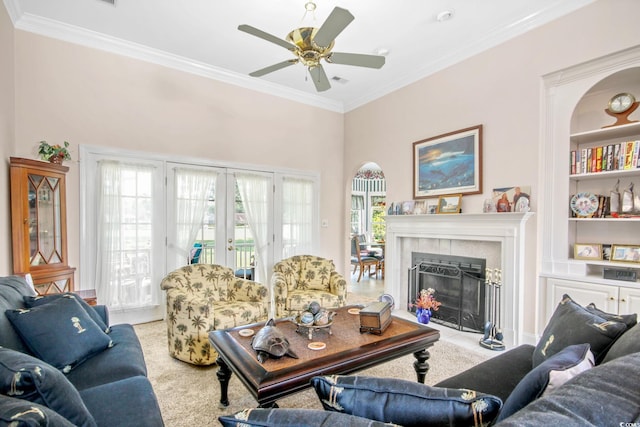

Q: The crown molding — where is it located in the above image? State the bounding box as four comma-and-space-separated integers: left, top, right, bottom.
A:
5, 0, 594, 113
343, 0, 595, 111
3, 0, 21, 24
9, 10, 345, 113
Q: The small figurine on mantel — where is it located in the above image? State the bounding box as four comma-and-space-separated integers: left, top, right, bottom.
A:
603, 92, 639, 128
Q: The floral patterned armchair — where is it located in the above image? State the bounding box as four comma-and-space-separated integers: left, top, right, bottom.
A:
272, 255, 347, 318
160, 264, 269, 365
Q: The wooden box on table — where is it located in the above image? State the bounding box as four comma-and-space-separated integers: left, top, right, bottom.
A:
359, 301, 392, 335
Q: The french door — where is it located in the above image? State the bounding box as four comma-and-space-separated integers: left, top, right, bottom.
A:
166, 164, 274, 284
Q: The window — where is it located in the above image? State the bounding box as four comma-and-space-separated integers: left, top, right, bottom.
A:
89, 159, 164, 324
351, 195, 365, 235
280, 176, 316, 257
371, 195, 386, 241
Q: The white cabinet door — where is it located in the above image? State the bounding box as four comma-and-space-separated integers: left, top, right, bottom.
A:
619, 286, 640, 317
547, 278, 618, 321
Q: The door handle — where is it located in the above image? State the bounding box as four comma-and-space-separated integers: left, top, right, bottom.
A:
228, 246, 234, 251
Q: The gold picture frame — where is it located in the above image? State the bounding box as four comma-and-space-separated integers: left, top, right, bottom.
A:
611, 244, 640, 263
437, 194, 462, 214
413, 125, 483, 199
574, 243, 603, 260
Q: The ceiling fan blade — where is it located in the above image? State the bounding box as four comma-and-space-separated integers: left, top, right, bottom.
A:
308, 65, 331, 92
313, 7, 354, 48
328, 52, 385, 69
238, 24, 296, 51
249, 60, 298, 77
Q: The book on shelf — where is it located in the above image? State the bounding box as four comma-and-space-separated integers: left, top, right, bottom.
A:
624, 141, 635, 169
570, 140, 640, 175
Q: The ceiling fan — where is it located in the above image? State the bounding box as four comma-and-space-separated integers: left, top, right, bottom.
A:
238, 2, 385, 92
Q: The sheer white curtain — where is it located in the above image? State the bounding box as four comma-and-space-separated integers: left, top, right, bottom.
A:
172, 167, 217, 268
235, 172, 271, 283
95, 161, 157, 310
282, 176, 314, 257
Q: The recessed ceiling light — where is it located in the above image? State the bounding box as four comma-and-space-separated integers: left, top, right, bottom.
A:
436, 10, 454, 22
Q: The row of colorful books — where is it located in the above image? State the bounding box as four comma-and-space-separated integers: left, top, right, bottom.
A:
570, 140, 640, 175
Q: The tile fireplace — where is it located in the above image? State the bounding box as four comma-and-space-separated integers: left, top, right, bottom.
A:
384, 212, 533, 347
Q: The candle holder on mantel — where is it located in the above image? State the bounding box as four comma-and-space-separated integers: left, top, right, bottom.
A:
480, 268, 505, 351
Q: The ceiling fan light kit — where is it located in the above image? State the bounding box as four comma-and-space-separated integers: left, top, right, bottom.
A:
238, 3, 385, 92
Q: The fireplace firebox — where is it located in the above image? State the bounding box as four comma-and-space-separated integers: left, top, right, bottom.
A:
409, 253, 486, 332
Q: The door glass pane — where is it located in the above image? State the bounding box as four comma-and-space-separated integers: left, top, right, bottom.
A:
28, 180, 37, 259
234, 183, 254, 278
190, 183, 217, 265
30, 174, 62, 266
51, 177, 62, 263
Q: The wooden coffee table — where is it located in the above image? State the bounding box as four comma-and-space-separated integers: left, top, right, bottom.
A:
209, 305, 440, 408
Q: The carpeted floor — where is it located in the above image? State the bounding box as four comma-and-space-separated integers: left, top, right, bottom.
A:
134, 310, 489, 426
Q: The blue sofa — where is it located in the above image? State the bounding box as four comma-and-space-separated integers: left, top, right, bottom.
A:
219, 294, 640, 426
0, 275, 163, 426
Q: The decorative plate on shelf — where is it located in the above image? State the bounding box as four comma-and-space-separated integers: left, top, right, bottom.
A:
570, 192, 599, 217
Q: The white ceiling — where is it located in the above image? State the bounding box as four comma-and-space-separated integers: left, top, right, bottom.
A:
4, 0, 595, 112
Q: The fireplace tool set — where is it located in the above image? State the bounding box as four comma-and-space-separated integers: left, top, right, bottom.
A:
480, 268, 505, 351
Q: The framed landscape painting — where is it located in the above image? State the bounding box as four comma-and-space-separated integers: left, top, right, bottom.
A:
413, 125, 483, 199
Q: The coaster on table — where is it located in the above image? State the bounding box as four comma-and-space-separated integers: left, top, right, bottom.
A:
308, 342, 327, 351
239, 329, 255, 337
348, 308, 361, 315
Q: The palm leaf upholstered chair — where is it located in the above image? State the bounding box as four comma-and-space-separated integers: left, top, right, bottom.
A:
272, 255, 347, 317
350, 235, 381, 282
160, 264, 269, 365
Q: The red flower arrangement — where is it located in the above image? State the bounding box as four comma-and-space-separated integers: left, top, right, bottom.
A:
410, 288, 442, 311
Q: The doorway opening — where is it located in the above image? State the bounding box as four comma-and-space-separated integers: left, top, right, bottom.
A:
350, 162, 386, 288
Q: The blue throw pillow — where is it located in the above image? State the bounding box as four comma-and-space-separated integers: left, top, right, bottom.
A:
24, 293, 109, 333
0, 348, 97, 426
311, 375, 502, 427
0, 394, 76, 427
533, 294, 627, 367
219, 408, 396, 427
586, 302, 637, 329
496, 343, 594, 422
6, 297, 113, 373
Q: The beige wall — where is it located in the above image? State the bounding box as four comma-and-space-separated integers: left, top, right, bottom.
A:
9, 31, 345, 283
0, 5, 14, 275
2, 1, 640, 333
344, 0, 640, 337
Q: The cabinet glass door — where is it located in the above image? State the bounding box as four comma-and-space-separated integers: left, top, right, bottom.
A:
29, 174, 63, 267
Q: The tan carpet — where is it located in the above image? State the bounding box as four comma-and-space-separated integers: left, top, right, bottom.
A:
134, 309, 489, 426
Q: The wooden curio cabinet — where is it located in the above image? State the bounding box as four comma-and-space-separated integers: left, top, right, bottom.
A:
10, 157, 75, 294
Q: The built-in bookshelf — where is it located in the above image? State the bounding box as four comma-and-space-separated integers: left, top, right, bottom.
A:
540, 46, 640, 327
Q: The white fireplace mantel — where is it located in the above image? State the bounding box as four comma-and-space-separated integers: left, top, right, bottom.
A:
384, 212, 534, 346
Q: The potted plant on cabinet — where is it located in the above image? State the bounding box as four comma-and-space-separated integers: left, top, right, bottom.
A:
38, 141, 71, 164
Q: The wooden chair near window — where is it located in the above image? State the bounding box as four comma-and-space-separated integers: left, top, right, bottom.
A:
351, 235, 381, 282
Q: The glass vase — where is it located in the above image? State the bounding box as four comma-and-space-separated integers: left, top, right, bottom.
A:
416, 308, 431, 324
